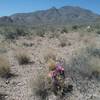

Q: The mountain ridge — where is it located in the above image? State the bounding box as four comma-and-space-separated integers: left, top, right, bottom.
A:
0, 6, 100, 26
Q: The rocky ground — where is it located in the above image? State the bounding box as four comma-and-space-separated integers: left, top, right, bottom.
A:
0, 32, 100, 100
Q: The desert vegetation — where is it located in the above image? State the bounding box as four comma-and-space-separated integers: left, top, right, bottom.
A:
0, 23, 100, 100
66, 46, 100, 79
61, 27, 68, 33
96, 30, 100, 35
16, 51, 31, 65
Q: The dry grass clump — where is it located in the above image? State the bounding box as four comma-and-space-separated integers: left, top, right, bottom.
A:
31, 69, 50, 100
59, 34, 71, 47
16, 51, 30, 65
59, 34, 66, 47
0, 56, 11, 78
43, 47, 57, 62
87, 47, 100, 79
23, 42, 34, 47
59, 40, 66, 47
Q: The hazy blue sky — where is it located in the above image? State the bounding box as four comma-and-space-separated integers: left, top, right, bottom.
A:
0, 0, 100, 16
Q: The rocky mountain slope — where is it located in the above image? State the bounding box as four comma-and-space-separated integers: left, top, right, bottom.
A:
0, 6, 99, 26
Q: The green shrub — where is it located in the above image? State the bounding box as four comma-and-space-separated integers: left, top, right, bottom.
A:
5, 32, 17, 40
72, 25, 78, 30
96, 30, 100, 34
36, 29, 45, 37
4, 28, 27, 40
61, 27, 68, 33
16, 28, 26, 36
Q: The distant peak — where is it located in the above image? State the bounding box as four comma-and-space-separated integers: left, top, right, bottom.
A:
49, 7, 57, 10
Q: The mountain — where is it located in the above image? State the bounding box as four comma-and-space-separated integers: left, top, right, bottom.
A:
0, 6, 100, 26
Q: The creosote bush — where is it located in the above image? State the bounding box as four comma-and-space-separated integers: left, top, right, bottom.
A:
0, 56, 11, 78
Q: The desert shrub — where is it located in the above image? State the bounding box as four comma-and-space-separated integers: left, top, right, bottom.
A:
87, 28, 94, 32
4, 28, 27, 40
87, 47, 100, 58
16, 53, 30, 65
96, 30, 100, 34
67, 52, 91, 77
36, 29, 45, 37
31, 69, 49, 100
89, 57, 100, 79
0, 93, 7, 100
5, 32, 18, 40
59, 34, 66, 47
0, 56, 11, 78
0, 43, 7, 54
66, 46, 100, 79
72, 25, 78, 30
23, 42, 34, 47
60, 41, 66, 47
44, 53, 56, 63
61, 27, 68, 33
46, 31, 60, 39
16, 28, 27, 36
0, 48, 7, 54
59, 34, 69, 47
86, 25, 94, 32
43, 48, 56, 62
